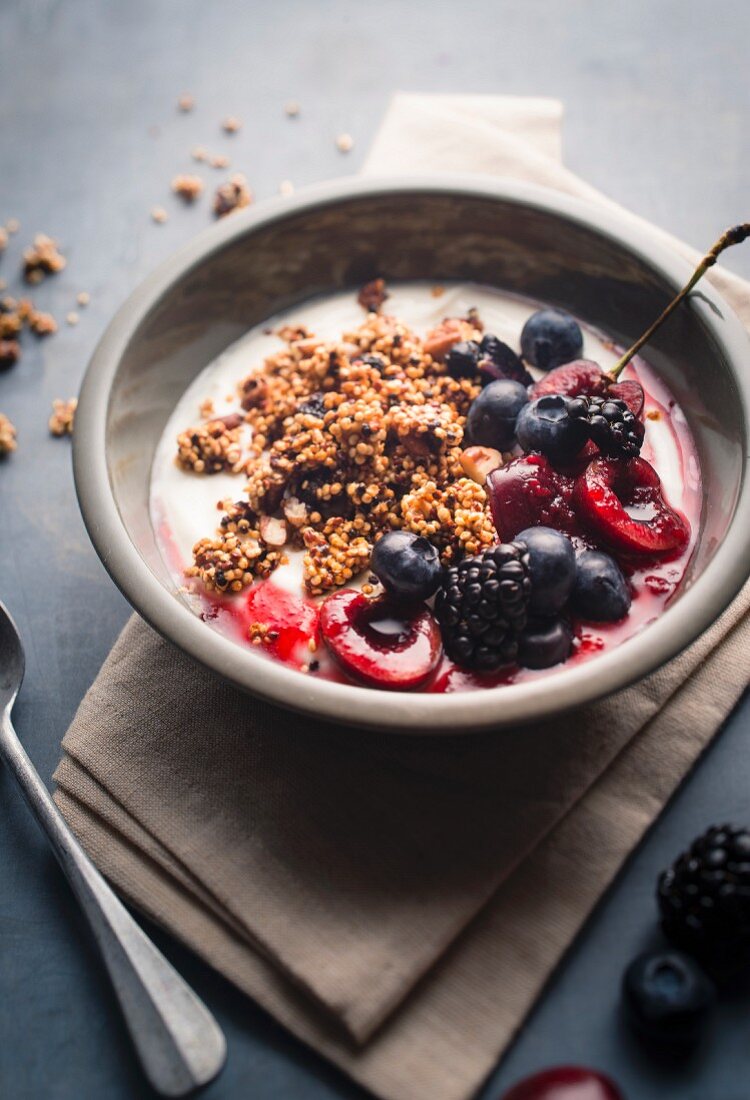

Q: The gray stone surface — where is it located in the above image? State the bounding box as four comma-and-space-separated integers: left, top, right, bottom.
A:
1, 1, 749, 1097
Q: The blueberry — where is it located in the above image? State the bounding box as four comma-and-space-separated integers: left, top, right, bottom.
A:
370, 531, 442, 603
622, 950, 716, 1046
446, 340, 481, 378
520, 308, 584, 371
517, 617, 572, 669
465, 379, 529, 450
572, 550, 631, 622
516, 526, 576, 615
516, 394, 588, 464
477, 334, 533, 387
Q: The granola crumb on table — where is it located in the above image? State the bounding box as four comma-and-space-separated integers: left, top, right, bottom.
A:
0, 413, 17, 456
22, 233, 66, 284
179, 290, 498, 597
213, 174, 252, 218
172, 174, 204, 202
49, 397, 77, 437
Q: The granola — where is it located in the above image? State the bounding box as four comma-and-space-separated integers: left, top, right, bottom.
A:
0, 413, 16, 456
179, 297, 495, 596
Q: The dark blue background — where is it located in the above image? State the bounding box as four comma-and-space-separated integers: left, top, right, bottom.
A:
1, 2, 749, 1097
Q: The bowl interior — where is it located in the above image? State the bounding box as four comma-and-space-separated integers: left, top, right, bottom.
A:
90, 183, 749, 730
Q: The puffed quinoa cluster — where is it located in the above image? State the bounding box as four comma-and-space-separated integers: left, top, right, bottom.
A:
180, 294, 496, 596
22, 233, 66, 284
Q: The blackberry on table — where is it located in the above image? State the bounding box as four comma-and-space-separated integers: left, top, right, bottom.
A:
657, 824, 750, 977
434, 543, 532, 671
566, 394, 645, 457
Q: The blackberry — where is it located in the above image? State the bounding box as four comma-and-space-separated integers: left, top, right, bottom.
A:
355, 353, 388, 373
657, 824, 750, 978
435, 543, 532, 671
566, 394, 645, 457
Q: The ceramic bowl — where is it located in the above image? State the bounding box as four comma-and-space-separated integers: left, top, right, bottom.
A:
74, 176, 750, 733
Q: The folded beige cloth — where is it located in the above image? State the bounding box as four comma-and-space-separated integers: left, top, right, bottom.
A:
54, 95, 750, 1100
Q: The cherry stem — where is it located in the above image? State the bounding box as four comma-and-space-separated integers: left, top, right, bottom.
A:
609, 223, 750, 380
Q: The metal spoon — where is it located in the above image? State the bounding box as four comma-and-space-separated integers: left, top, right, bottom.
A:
0, 601, 226, 1096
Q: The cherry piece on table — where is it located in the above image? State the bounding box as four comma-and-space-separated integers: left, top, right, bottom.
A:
500, 1064, 625, 1100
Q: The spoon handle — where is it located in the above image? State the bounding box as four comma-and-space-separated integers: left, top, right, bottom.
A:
0, 711, 226, 1097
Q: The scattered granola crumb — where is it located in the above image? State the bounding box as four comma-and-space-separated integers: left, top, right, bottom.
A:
357, 278, 388, 314
646, 409, 661, 421
0, 413, 16, 455
49, 397, 77, 437
0, 311, 21, 339
28, 309, 57, 336
172, 174, 205, 202
279, 180, 295, 197
177, 93, 195, 112
192, 145, 208, 162
210, 153, 230, 169
336, 132, 354, 153
23, 234, 66, 283
284, 100, 300, 118
213, 174, 252, 218
6, 219, 19, 235
0, 340, 20, 371
0, 227, 7, 253
0, 280, 6, 292
151, 206, 168, 224
66, 311, 80, 326
431, 285, 445, 298
76, 291, 90, 307
221, 116, 241, 134
199, 397, 215, 419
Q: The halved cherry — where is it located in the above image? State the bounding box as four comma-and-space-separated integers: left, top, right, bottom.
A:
608, 378, 644, 417
530, 359, 645, 420
486, 454, 580, 541
500, 1065, 624, 1100
574, 457, 690, 556
319, 590, 442, 690
530, 359, 609, 401
245, 580, 320, 664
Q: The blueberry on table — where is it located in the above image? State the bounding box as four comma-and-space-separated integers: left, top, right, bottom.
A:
500, 1065, 624, 1100
571, 550, 631, 622
622, 950, 716, 1046
370, 530, 442, 603
465, 379, 529, 450
517, 617, 572, 669
446, 339, 481, 378
516, 526, 576, 615
520, 308, 584, 371
516, 394, 589, 464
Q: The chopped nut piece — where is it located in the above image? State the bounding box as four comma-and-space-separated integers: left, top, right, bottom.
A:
259, 515, 288, 547
221, 116, 241, 133
76, 291, 90, 307
212, 174, 252, 218
177, 93, 195, 112
66, 311, 79, 326
172, 174, 205, 202
336, 132, 354, 153
357, 278, 388, 314
424, 316, 481, 361
285, 100, 300, 118
151, 206, 168, 224
0, 413, 17, 455
459, 446, 503, 486
279, 179, 294, 197
0, 340, 20, 371
22, 234, 66, 283
0, 312, 21, 339
49, 397, 77, 437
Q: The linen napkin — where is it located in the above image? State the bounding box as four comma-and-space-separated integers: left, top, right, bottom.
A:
53, 95, 750, 1100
